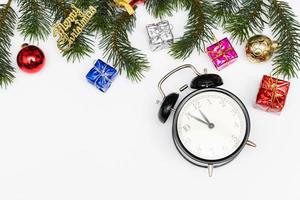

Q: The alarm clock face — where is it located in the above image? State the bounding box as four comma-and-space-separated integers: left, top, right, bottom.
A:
173, 88, 250, 165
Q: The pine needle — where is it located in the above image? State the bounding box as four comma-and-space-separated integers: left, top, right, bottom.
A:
269, 0, 300, 79
99, 11, 149, 81
0, 1, 17, 87
224, 0, 268, 44
17, 0, 52, 42
170, 0, 216, 59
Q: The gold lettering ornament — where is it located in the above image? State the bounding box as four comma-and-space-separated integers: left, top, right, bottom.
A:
113, 0, 135, 15
53, 4, 96, 52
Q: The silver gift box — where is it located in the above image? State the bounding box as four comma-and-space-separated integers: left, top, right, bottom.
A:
146, 20, 174, 51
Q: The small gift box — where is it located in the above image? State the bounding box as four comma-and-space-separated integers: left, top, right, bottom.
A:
130, 0, 144, 6
86, 59, 117, 93
256, 75, 290, 113
207, 37, 238, 71
146, 20, 174, 51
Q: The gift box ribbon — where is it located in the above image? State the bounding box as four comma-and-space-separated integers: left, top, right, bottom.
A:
114, 0, 135, 15
266, 77, 283, 111
260, 76, 289, 111
93, 65, 114, 88
149, 21, 172, 48
207, 42, 234, 62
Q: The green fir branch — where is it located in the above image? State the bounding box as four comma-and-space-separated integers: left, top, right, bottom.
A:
224, 0, 268, 44
269, 0, 300, 79
17, 0, 52, 42
88, 0, 115, 34
170, 0, 216, 59
61, 30, 95, 63
212, 0, 240, 26
43, 0, 72, 22
145, 0, 180, 18
99, 11, 149, 81
0, 0, 17, 87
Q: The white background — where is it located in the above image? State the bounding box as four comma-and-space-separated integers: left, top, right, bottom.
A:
1, 1, 300, 199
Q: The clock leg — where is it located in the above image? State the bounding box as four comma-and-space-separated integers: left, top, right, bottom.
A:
246, 140, 257, 148
208, 164, 213, 177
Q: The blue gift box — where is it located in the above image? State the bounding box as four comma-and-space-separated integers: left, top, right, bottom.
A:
86, 59, 117, 92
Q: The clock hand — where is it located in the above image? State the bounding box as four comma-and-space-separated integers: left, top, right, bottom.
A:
198, 110, 215, 129
198, 109, 211, 124
188, 113, 214, 129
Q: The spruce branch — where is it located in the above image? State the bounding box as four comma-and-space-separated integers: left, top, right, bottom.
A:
269, 0, 300, 79
224, 0, 268, 44
43, 0, 72, 22
0, 0, 17, 87
212, 0, 240, 26
99, 11, 149, 81
61, 30, 95, 63
88, 0, 115, 34
170, 0, 216, 60
145, 0, 179, 18
17, 0, 52, 42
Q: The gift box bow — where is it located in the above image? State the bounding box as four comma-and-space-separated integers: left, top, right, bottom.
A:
89, 60, 117, 88
207, 39, 237, 61
114, 0, 135, 15
148, 21, 173, 44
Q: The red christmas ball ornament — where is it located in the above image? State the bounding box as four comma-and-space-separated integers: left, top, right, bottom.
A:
17, 44, 45, 73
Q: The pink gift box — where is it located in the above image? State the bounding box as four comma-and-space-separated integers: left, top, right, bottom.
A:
207, 38, 238, 71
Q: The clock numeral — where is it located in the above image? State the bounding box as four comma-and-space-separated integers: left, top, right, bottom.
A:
186, 112, 191, 120
231, 108, 238, 116
234, 122, 240, 128
193, 101, 202, 110
219, 99, 226, 107
207, 99, 212, 105
231, 135, 239, 144
222, 146, 229, 151
183, 137, 191, 147
196, 146, 202, 153
182, 124, 191, 132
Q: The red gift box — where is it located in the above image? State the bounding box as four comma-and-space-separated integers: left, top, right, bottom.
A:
130, 0, 144, 6
256, 75, 290, 112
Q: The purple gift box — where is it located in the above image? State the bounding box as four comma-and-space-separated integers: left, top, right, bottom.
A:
207, 37, 238, 71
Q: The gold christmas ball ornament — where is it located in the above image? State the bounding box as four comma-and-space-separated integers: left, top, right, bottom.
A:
245, 35, 279, 63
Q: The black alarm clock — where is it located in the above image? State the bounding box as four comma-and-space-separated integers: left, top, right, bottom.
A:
157, 64, 256, 177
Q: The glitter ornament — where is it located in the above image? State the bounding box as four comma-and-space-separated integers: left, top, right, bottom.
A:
246, 35, 279, 63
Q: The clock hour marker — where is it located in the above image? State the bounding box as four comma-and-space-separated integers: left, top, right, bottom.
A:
186, 112, 191, 120
209, 148, 215, 155
183, 124, 191, 132
182, 137, 191, 146
234, 122, 240, 128
193, 101, 202, 110
196, 146, 202, 153
219, 99, 226, 107
222, 146, 229, 151
231, 108, 238, 115
231, 135, 238, 143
